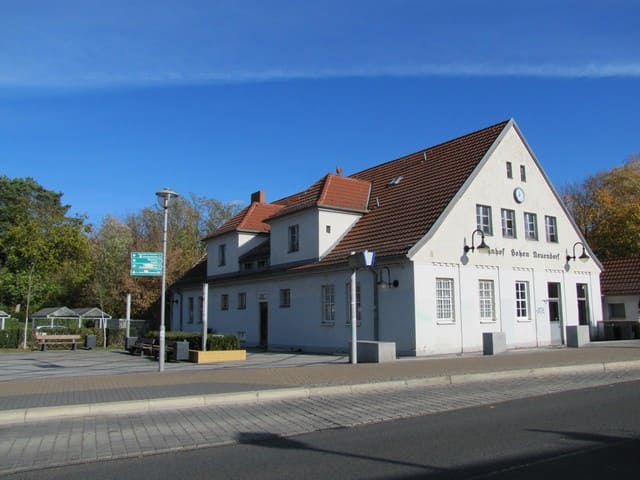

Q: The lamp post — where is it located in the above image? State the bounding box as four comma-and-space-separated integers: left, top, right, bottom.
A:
156, 188, 179, 372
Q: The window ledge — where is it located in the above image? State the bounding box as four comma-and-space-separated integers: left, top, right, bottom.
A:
516, 318, 531, 323
480, 319, 497, 324
321, 322, 335, 327
437, 321, 456, 326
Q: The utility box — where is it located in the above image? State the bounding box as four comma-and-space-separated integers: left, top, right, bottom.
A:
84, 334, 97, 350
566, 325, 590, 347
352, 340, 396, 363
483, 332, 507, 355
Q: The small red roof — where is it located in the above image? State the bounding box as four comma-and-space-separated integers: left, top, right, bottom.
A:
203, 202, 285, 240
601, 257, 640, 295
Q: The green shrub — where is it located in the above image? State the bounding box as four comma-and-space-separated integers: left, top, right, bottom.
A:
146, 331, 240, 351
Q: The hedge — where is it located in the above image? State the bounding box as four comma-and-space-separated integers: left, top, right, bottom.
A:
146, 331, 240, 351
0, 327, 125, 349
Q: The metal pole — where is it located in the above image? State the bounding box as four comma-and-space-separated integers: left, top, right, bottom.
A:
125, 292, 131, 338
22, 263, 35, 350
159, 196, 169, 372
202, 283, 208, 351
350, 268, 358, 364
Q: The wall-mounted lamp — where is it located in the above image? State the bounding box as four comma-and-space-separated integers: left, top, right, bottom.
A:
566, 241, 589, 263
464, 229, 490, 254
377, 266, 399, 289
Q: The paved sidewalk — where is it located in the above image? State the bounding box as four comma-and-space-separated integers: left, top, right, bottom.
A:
1, 341, 639, 425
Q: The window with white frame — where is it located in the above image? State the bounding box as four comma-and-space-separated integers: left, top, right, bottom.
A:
237, 292, 246, 310
188, 297, 194, 323
345, 282, 361, 324
501, 209, 516, 238
436, 278, 455, 322
515, 281, 530, 320
520, 165, 527, 182
478, 280, 495, 322
506, 162, 513, 179
279, 288, 291, 308
218, 244, 226, 266
545, 216, 558, 243
321, 284, 335, 323
288, 224, 299, 253
577, 283, 590, 325
476, 205, 493, 235
524, 212, 538, 240
221, 294, 229, 311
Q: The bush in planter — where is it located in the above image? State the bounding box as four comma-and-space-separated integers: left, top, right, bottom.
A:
146, 331, 240, 351
0, 329, 22, 348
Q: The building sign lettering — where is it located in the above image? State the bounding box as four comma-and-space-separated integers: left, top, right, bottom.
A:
488, 247, 561, 262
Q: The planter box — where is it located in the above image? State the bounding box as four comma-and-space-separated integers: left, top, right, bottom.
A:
189, 349, 246, 364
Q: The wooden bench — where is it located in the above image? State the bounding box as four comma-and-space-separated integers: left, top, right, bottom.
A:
129, 337, 157, 356
35, 334, 82, 351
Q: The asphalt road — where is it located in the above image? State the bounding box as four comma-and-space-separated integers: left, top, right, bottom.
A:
7, 379, 640, 480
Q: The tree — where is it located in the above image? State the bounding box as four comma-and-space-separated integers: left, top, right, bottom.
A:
0, 176, 91, 314
562, 155, 640, 260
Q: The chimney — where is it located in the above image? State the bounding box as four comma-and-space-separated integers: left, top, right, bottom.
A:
251, 190, 265, 203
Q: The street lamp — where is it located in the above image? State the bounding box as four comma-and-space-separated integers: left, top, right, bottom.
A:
156, 187, 179, 372
566, 241, 590, 263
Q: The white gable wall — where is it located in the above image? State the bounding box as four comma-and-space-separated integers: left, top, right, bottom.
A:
410, 123, 603, 354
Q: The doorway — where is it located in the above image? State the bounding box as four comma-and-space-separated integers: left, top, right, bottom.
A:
548, 283, 563, 345
259, 302, 268, 349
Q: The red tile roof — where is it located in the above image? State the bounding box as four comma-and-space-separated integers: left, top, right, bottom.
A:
204, 120, 509, 268
320, 120, 509, 263
601, 257, 640, 295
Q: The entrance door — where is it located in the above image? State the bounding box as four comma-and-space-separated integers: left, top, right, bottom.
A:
259, 302, 268, 349
548, 283, 563, 345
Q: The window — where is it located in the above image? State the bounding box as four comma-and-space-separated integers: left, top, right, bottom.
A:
436, 278, 455, 322
515, 281, 530, 320
501, 209, 516, 238
506, 162, 513, 179
321, 285, 335, 323
188, 297, 194, 324
345, 283, 361, 324
476, 205, 493, 235
326, 225, 331, 234
243, 262, 253, 271
288, 225, 299, 253
608, 303, 626, 319
577, 284, 590, 325
257, 259, 269, 269
237, 292, 246, 310
478, 280, 495, 322
218, 244, 226, 266
221, 294, 229, 311
279, 288, 291, 308
545, 216, 558, 243
520, 165, 526, 182
524, 212, 538, 240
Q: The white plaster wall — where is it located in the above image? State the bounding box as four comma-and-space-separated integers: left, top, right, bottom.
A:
376, 263, 416, 355
603, 294, 640, 322
206, 269, 377, 352
206, 232, 239, 276
318, 209, 362, 258
410, 124, 603, 354
269, 210, 319, 266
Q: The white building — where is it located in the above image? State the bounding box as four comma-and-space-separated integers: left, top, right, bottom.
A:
170, 119, 603, 355
599, 257, 640, 339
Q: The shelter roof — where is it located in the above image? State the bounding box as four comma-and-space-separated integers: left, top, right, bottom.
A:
601, 257, 640, 295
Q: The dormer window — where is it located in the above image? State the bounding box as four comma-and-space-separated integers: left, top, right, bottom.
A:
288, 224, 299, 253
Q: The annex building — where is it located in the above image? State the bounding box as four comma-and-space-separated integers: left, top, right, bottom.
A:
170, 119, 603, 356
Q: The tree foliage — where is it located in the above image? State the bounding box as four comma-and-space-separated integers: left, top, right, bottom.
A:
562, 155, 640, 260
0, 176, 91, 314
1, 176, 240, 323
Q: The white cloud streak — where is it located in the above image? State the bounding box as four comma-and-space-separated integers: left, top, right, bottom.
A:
2, 63, 640, 89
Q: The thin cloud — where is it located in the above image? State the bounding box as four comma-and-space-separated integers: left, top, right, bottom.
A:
3, 62, 640, 89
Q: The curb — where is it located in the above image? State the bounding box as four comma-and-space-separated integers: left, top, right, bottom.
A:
2, 359, 639, 426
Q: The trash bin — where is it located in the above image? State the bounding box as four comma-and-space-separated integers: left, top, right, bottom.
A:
84, 334, 97, 350
172, 340, 190, 361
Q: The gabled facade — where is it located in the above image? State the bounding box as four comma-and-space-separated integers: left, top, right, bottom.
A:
600, 257, 640, 325
170, 119, 603, 355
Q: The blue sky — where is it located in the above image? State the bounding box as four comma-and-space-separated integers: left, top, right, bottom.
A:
1, 0, 639, 227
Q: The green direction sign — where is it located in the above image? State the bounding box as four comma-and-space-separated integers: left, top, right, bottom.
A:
131, 252, 163, 276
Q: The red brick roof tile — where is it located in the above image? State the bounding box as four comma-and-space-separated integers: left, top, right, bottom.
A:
601, 257, 640, 295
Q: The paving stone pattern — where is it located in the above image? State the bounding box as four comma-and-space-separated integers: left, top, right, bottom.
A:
2, 367, 640, 475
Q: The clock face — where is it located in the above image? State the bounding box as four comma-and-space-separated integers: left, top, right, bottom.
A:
514, 187, 525, 203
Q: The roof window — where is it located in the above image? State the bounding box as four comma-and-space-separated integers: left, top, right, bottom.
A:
389, 176, 403, 186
